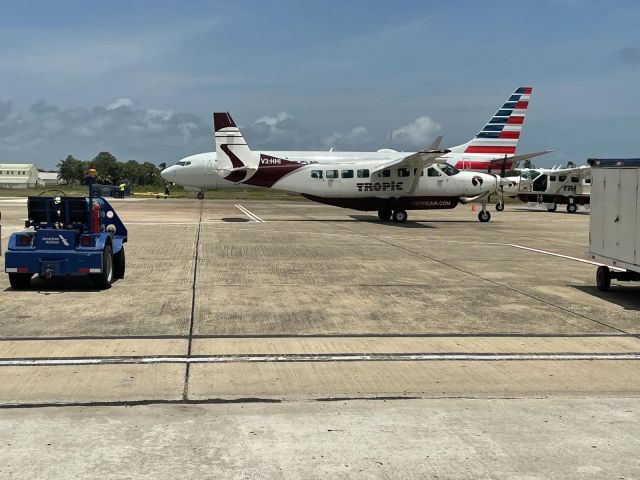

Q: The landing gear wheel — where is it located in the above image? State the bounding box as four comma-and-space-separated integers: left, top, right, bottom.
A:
478, 210, 491, 222
197, 192, 204, 200
114, 247, 126, 280
567, 203, 577, 213
392, 209, 408, 223
9, 273, 32, 290
596, 266, 611, 292
495, 202, 504, 212
92, 245, 113, 290
547, 203, 557, 212
378, 209, 392, 221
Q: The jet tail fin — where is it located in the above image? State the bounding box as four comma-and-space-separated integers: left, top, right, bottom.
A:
213, 112, 257, 182
450, 87, 533, 156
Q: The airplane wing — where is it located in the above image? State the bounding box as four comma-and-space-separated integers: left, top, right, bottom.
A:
547, 165, 591, 177
370, 136, 449, 175
487, 150, 553, 170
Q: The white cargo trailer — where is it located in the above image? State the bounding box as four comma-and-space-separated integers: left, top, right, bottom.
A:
588, 158, 640, 291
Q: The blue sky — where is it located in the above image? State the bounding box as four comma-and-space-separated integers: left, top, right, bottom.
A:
0, 0, 639, 168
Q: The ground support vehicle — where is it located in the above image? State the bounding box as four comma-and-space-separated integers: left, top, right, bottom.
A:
588, 158, 640, 291
4, 175, 127, 289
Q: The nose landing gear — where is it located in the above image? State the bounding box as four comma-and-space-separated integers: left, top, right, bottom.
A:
478, 200, 491, 222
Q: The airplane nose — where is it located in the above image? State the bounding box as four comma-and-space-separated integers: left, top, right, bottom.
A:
161, 166, 176, 182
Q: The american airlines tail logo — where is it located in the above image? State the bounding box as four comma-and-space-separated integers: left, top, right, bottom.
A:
59, 234, 70, 246
472, 176, 483, 187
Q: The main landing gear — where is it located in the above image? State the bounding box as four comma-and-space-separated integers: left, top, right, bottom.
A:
377, 208, 408, 223
197, 191, 205, 200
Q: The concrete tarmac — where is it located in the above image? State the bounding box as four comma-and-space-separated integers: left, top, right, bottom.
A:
0, 197, 638, 477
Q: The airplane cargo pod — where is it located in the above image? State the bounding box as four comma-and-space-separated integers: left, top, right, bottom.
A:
588, 158, 640, 291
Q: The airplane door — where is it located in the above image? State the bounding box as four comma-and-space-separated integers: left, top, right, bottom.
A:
532, 174, 548, 192
205, 157, 214, 174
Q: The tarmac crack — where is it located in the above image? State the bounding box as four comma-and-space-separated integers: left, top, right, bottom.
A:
182, 201, 203, 401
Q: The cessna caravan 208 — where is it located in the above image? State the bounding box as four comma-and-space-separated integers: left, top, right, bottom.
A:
160, 87, 550, 198
213, 112, 507, 223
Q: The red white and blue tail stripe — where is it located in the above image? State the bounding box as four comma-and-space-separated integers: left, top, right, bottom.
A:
463, 86, 531, 155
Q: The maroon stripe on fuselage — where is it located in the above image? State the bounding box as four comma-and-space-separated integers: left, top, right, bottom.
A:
302, 195, 459, 211
244, 155, 305, 188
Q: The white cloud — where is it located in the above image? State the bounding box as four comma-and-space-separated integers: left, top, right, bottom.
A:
322, 126, 372, 150
106, 98, 134, 110
391, 116, 441, 146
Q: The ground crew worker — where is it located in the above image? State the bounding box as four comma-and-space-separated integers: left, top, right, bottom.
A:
118, 181, 127, 197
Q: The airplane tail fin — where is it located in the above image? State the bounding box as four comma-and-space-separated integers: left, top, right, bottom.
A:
450, 87, 532, 156
213, 112, 257, 182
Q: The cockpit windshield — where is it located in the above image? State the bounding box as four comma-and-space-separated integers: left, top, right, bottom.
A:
520, 170, 540, 181
175, 161, 191, 167
438, 163, 460, 176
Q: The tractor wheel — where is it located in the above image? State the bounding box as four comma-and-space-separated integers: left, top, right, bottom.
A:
92, 245, 113, 290
9, 273, 32, 290
114, 247, 126, 280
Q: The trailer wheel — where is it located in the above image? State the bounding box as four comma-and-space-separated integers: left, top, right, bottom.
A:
92, 245, 113, 290
9, 273, 32, 290
114, 247, 126, 279
596, 266, 611, 292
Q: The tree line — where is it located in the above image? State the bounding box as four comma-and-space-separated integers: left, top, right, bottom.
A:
56, 152, 168, 186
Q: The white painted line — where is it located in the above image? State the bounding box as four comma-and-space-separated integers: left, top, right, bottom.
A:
234, 204, 265, 222
499, 244, 626, 271
0, 352, 638, 366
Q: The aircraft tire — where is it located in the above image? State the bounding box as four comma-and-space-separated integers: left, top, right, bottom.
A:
197, 192, 204, 200
495, 202, 504, 212
596, 266, 611, 292
567, 203, 577, 213
378, 209, 392, 221
392, 210, 407, 223
478, 210, 491, 222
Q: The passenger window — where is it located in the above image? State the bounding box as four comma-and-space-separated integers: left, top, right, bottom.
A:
559, 175, 567, 182
311, 170, 323, 179
549, 176, 556, 181
584, 178, 591, 184
341, 170, 354, 179
326, 170, 339, 179
427, 167, 441, 177
398, 168, 411, 177
357, 169, 370, 178
376, 169, 391, 178
571, 177, 579, 183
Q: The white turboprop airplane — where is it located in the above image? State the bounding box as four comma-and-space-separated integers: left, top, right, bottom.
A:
500, 164, 591, 212
212, 112, 507, 223
161, 87, 549, 198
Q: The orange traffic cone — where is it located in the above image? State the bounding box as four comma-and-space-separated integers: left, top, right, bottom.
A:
471, 204, 476, 212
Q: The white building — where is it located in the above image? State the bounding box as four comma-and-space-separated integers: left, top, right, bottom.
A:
0, 164, 39, 188
37, 171, 62, 186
